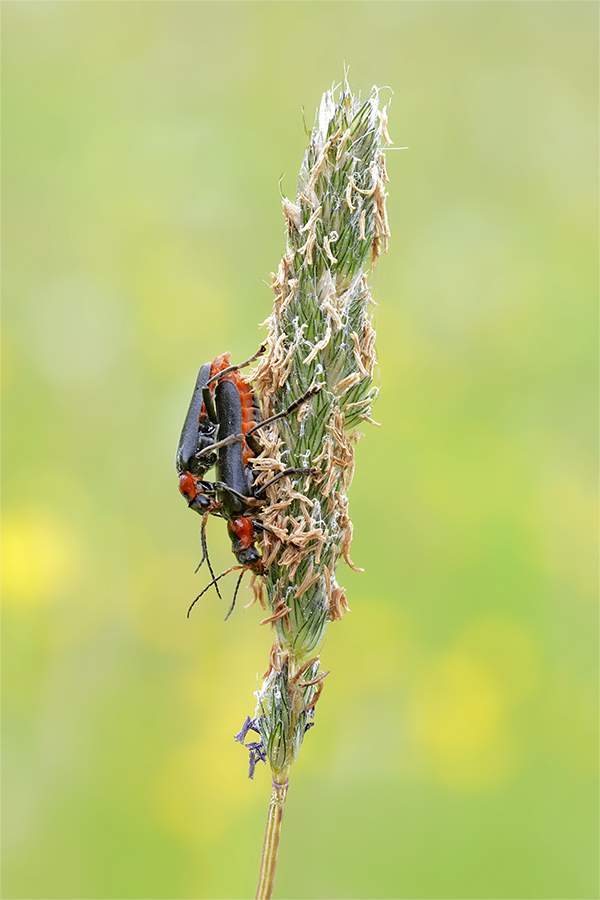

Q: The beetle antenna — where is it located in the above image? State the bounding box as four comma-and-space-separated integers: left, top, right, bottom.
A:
187, 565, 242, 618
194, 512, 224, 602
224, 568, 247, 621
194, 549, 206, 573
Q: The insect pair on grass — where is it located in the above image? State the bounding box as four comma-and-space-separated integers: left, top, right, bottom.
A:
175, 347, 320, 618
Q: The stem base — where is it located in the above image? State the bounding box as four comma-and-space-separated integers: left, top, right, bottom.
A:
255, 774, 290, 900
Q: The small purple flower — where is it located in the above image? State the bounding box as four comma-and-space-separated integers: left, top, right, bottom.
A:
234, 716, 266, 778
246, 742, 267, 779
234, 715, 260, 744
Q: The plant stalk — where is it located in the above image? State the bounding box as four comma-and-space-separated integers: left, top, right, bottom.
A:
237, 75, 391, 898
255, 772, 290, 900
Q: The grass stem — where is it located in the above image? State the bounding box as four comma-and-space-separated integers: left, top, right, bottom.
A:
255, 772, 290, 900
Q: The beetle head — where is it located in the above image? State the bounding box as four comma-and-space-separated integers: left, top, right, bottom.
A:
227, 517, 264, 572
179, 472, 213, 513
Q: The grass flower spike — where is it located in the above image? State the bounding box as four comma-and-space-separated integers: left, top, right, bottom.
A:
241, 78, 392, 898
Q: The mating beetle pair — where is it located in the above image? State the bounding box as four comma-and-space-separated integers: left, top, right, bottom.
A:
176, 349, 319, 618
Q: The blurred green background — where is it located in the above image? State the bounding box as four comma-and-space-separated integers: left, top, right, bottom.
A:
2, 3, 598, 899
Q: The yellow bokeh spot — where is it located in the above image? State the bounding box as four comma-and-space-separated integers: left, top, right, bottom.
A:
2, 510, 79, 606
454, 616, 540, 703
413, 653, 512, 790
411, 617, 540, 790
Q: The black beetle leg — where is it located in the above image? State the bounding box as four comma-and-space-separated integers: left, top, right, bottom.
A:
253, 467, 319, 497
251, 520, 278, 538
212, 481, 260, 507
202, 384, 218, 424
196, 432, 243, 459
245, 386, 322, 439
206, 343, 267, 386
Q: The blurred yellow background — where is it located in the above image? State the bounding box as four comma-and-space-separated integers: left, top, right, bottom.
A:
2, 3, 597, 898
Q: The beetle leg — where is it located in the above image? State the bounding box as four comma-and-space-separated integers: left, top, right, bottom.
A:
206, 343, 267, 386
212, 481, 260, 507
245, 385, 322, 438
202, 384, 218, 424
253, 467, 319, 497
251, 520, 278, 538
196, 432, 243, 458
